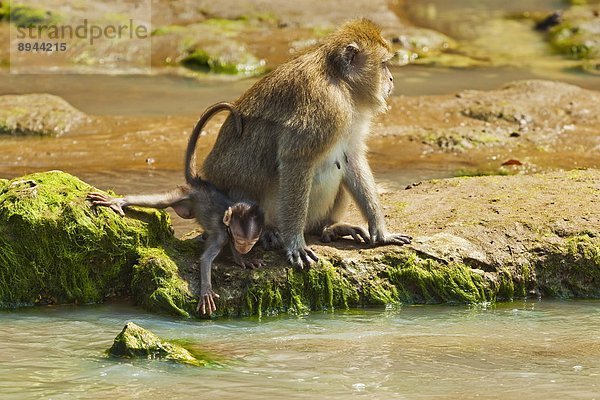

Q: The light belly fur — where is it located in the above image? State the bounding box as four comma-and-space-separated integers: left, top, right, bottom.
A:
306, 139, 348, 228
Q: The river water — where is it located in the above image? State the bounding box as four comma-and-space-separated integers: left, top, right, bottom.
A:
1, 301, 599, 399
1, 1, 600, 398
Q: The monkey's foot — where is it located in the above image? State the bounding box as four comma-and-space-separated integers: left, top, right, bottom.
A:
87, 192, 126, 217
260, 229, 283, 251
321, 223, 370, 244
371, 231, 412, 246
286, 246, 318, 270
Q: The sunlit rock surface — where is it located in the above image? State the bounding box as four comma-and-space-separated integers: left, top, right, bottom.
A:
0, 94, 87, 136
1, 169, 598, 317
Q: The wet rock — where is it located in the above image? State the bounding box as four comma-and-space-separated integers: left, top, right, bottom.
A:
0, 94, 87, 136
1, 169, 599, 316
383, 80, 600, 154
151, 19, 266, 76
386, 27, 457, 65
546, 4, 600, 60
0, 170, 195, 315
108, 322, 206, 366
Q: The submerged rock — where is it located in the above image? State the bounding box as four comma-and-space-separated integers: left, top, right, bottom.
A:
1, 169, 599, 317
108, 322, 206, 366
0, 94, 87, 136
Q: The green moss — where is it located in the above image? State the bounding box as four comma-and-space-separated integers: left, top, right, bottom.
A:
230, 260, 359, 318
181, 49, 266, 76
495, 268, 515, 301
4, 3, 58, 26
0, 171, 173, 309
108, 322, 207, 367
151, 25, 187, 37
384, 252, 489, 304
454, 168, 511, 178
536, 234, 600, 297
131, 247, 196, 318
548, 7, 600, 60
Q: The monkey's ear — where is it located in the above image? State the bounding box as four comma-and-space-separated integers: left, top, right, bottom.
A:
343, 42, 360, 65
222, 207, 232, 226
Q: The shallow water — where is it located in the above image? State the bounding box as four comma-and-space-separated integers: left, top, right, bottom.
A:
1, 301, 599, 399
1, 2, 600, 397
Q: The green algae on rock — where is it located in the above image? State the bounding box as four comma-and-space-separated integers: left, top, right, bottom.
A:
151, 18, 267, 76
181, 47, 266, 76
0, 94, 87, 136
132, 247, 197, 318
2, 169, 600, 317
108, 322, 207, 366
547, 5, 600, 60
0, 3, 58, 26
0, 170, 193, 312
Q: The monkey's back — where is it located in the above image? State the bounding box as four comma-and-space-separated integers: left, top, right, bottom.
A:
189, 180, 232, 234
202, 48, 352, 202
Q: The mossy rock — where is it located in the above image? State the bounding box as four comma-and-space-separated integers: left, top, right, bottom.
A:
0, 94, 87, 136
108, 322, 207, 367
0, 171, 190, 312
547, 5, 600, 59
0, 3, 58, 26
132, 247, 197, 318
150, 17, 267, 76
2, 169, 600, 317
181, 47, 266, 76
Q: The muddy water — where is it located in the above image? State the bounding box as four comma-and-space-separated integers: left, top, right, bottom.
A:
1, 300, 599, 399
1, 2, 600, 398
1, 67, 598, 235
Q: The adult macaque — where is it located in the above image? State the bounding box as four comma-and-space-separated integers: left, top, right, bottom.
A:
202, 19, 411, 268
89, 103, 264, 315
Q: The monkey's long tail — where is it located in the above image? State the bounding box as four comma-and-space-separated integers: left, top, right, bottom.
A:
185, 102, 243, 186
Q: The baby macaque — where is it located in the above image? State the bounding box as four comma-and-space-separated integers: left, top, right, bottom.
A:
89, 103, 264, 315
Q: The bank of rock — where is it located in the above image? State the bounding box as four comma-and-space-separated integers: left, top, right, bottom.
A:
0, 170, 598, 317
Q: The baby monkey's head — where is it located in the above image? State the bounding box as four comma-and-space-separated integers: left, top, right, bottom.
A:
223, 202, 264, 254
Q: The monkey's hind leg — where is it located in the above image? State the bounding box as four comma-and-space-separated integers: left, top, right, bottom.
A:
260, 227, 284, 251
321, 223, 370, 244
317, 187, 370, 244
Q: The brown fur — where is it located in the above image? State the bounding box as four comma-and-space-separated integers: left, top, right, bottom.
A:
202, 19, 410, 268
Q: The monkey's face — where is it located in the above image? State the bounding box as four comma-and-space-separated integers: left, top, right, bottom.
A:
232, 234, 260, 254
328, 21, 395, 112
223, 203, 264, 254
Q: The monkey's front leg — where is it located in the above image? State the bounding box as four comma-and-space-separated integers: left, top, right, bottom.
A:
278, 162, 319, 269
343, 154, 412, 246
197, 236, 226, 315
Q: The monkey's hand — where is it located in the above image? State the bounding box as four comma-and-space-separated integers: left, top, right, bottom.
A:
231, 248, 265, 269
286, 245, 318, 270
239, 258, 265, 269
370, 228, 412, 247
197, 283, 220, 315
87, 192, 127, 217
321, 223, 370, 244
